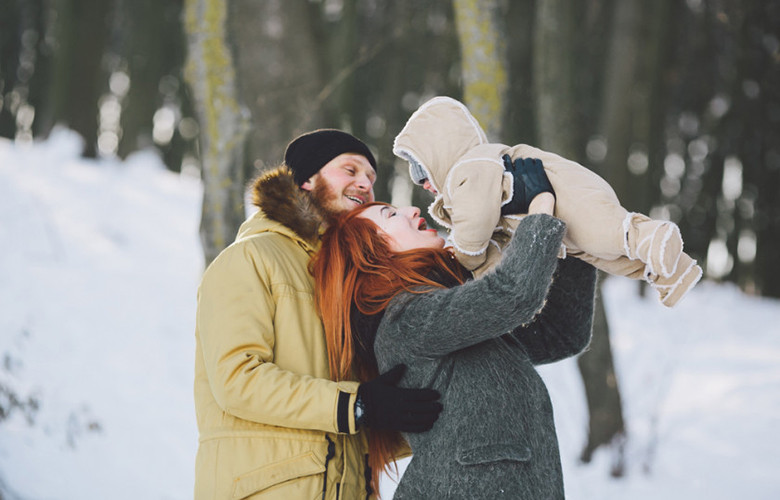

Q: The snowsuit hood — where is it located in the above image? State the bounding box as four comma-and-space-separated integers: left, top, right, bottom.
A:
393, 96, 489, 193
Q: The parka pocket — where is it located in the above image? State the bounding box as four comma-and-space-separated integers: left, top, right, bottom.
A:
231, 451, 325, 500
456, 443, 531, 466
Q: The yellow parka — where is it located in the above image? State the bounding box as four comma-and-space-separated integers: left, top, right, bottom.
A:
194, 167, 371, 499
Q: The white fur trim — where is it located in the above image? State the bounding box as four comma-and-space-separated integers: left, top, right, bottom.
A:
503, 214, 525, 221
392, 96, 488, 153
427, 195, 451, 229
394, 147, 440, 191
444, 234, 455, 250
658, 223, 682, 277
622, 212, 636, 259
653, 260, 703, 307
637, 225, 663, 277
426, 96, 488, 144
451, 238, 489, 256
501, 172, 514, 207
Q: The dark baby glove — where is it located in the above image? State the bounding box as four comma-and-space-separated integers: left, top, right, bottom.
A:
501, 154, 556, 215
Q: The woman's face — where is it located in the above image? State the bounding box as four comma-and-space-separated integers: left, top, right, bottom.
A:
359, 204, 445, 252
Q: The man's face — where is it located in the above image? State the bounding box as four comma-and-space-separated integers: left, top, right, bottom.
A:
301, 153, 376, 215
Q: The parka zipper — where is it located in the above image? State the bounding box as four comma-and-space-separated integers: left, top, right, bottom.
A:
322, 435, 336, 500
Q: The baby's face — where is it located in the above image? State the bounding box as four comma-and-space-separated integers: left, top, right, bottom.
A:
422, 179, 438, 195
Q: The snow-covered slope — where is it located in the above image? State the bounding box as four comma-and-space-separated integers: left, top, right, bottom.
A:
1, 131, 778, 499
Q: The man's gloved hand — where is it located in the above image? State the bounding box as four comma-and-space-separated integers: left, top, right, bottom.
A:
356, 364, 442, 433
501, 155, 556, 215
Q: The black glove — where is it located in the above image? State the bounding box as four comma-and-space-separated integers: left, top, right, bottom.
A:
356, 364, 442, 433
500, 155, 556, 215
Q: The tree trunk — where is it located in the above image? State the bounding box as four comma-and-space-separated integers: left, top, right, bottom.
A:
631, 0, 676, 217
576, 279, 626, 476
359, 0, 458, 205
737, 1, 780, 297
452, 0, 507, 140
597, 0, 642, 198
535, 0, 627, 474
183, 0, 249, 265
0, 0, 22, 138
115, 0, 167, 158
46, 0, 111, 157
533, 0, 578, 155
227, 0, 325, 176
503, 0, 536, 144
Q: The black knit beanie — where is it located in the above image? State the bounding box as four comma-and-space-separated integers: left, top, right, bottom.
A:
284, 129, 377, 186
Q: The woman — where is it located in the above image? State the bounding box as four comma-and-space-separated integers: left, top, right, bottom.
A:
311, 192, 597, 499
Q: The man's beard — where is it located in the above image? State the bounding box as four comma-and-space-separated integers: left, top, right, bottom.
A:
309, 180, 343, 221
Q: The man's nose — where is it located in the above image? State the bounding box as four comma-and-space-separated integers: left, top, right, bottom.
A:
355, 172, 373, 190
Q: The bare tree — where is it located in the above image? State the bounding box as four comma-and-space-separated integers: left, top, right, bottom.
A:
183, 0, 249, 265
534, 0, 627, 475
43, 0, 111, 157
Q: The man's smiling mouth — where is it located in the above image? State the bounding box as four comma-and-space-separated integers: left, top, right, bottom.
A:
346, 195, 364, 205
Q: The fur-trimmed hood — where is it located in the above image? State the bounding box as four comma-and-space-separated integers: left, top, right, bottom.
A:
241, 165, 323, 246
393, 96, 489, 194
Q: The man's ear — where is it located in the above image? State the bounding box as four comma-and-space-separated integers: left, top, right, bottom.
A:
300, 179, 313, 191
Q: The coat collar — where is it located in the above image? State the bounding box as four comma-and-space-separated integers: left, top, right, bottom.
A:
248, 165, 323, 246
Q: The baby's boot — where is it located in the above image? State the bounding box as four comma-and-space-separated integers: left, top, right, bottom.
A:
647, 253, 703, 307
624, 213, 684, 278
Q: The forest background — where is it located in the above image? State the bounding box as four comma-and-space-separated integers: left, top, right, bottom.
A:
1, 0, 779, 494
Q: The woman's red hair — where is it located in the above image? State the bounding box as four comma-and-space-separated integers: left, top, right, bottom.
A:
311, 202, 466, 497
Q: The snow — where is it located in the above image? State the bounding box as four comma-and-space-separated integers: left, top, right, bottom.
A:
1, 130, 779, 499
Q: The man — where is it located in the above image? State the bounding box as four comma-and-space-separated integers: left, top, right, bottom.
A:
194, 130, 442, 499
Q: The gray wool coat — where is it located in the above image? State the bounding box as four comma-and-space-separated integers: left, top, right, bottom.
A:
373, 214, 597, 499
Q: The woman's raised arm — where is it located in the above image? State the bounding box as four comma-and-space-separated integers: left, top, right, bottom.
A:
375, 214, 566, 361
507, 256, 597, 365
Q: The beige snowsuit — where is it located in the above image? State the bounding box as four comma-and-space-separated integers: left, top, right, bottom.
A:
393, 96, 702, 307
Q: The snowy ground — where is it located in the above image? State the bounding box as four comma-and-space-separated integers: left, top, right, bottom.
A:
1, 130, 778, 499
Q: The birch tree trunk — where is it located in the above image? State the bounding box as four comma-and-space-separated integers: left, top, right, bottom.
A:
452, 0, 507, 140
534, 0, 626, 475
184, 0, 249, 265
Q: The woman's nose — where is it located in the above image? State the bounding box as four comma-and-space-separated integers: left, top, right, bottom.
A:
407, 206, 420, 218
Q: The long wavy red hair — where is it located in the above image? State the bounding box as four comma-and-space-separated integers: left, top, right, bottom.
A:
311, 202, 466, 496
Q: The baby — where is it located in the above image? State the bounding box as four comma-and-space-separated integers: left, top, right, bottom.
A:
393, 96, 702, 307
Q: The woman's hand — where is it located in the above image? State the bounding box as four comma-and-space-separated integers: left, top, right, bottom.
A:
527, 192, 555, 215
